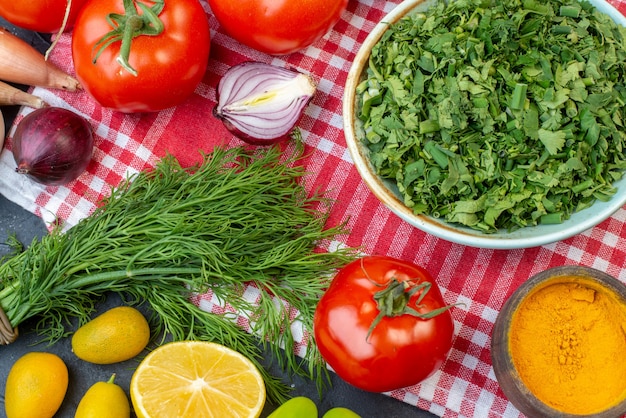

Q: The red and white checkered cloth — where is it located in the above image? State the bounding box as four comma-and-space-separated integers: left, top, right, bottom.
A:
2, 0, 626, 417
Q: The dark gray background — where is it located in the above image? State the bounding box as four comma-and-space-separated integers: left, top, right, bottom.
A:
0, 21, 439, 418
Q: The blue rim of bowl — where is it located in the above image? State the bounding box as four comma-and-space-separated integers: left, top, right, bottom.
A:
343, 0, 626, 250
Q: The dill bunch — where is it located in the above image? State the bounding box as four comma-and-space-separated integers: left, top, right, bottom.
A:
0, 140, 358, 403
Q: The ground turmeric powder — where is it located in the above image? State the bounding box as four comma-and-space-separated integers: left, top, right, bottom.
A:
509, 276, 626, 415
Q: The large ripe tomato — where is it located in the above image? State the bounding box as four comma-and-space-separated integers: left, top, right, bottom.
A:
207, 0, 348, 55
0, 0, 89, 33
314, 255, 455, 393
71, 0, 210, 113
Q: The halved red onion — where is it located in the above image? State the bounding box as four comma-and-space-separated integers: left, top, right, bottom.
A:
213, 61, 317, 145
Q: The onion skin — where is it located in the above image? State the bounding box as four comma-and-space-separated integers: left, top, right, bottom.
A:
0, 109, 5, 150
0, 80, 47, 109
214, 61, 317, 145
0, 28, 81, 91
12, 107, 94, 186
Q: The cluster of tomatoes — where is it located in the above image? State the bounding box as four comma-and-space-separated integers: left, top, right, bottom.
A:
0, 0, 348, 112
0, 0, 458, 395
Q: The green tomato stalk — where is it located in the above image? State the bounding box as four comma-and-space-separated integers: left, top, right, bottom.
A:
92, 0, 165, 76
367, 278, 455, 341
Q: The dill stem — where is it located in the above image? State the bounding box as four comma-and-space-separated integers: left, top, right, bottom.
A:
1, 266, 204, 326
67, 267, 202, 287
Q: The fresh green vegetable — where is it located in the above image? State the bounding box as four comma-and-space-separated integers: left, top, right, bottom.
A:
357, 0, 626, 232
268, 396, 318, 417
0, 138, 357, 403
323, 407, 361, 418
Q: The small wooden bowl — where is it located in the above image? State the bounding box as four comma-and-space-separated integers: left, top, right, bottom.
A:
491, 265, 626, 417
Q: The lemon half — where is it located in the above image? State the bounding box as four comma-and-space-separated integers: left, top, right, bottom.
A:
130, 340, 266, 418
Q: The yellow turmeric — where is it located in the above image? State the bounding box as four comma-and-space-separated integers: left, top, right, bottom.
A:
509, 276, 626, 415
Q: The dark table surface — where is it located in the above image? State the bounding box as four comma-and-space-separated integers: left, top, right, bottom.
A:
0, 21, 438, 418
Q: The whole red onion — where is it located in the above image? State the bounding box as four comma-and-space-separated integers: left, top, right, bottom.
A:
12, 107, 94, 186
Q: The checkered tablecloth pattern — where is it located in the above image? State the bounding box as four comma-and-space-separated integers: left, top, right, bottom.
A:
2, 0, 626, 417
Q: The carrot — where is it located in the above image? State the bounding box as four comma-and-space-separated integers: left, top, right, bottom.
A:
0, 28, 80, 91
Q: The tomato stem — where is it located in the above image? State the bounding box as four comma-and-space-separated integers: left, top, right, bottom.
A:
367, 278, 453, 341
91, 0, 165, 76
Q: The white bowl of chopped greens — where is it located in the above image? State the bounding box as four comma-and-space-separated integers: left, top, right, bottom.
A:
344, 0, 626, 249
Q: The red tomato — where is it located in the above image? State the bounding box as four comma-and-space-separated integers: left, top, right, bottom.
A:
71, 0, 210, 113
207, 0, 348, 55
0, 0, 89, 33
314, 255, 455, 393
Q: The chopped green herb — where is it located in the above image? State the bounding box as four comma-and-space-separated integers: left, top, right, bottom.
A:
356, 0, 626, 232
